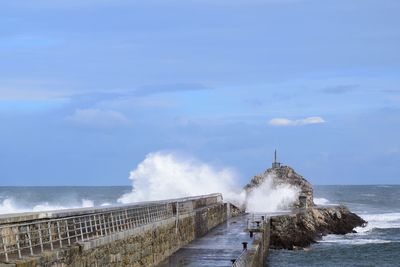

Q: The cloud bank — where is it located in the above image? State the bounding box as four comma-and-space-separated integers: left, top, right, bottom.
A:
269, 116, 326, 126
66, 108, 130, 128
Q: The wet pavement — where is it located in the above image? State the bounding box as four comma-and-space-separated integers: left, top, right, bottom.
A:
157, 215, 253, 267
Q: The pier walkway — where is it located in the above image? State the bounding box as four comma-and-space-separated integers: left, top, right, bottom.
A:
158, 215, 252, 267
158, 211, 293, 267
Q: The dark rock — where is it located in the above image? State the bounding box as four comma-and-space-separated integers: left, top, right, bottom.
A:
270, 206, 367, 249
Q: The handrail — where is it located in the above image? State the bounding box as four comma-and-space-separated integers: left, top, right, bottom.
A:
232, 249, 250, 267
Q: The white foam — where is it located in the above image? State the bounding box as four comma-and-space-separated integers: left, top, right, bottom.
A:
0, 198, 95, 215
361, 193, 376, 197
314, 197, 331, 205
320, 235, 392, 245
355, 212, 400, 233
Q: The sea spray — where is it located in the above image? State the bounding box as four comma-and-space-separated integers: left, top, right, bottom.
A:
246, 173, 300, 212
118, 152, 301, 212
118, 152, 246, 206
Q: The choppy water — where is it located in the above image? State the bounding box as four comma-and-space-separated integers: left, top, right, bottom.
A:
1, 185, 399, 266
268, 185, 400, 267
0, 186, 131, 214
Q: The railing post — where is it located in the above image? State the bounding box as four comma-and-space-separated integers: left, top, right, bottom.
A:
27, 225, 34, 255
93, 215, 99, 237
48, 222, 54, 250
102, 214, 108, 235
2, 235, 8, 262
110, 213, 116, 233
15, 232, 22, 259
57, 221, 63, 248
38, 223, 44, 252
99, 215, 104, 236
125, 210, 129, 230
73, 218, 79, 242
79, 219, 84, 241
175, 202, 179, 234
115, 213, 120, 231
89, 215, 94, 237
84, 217, 89, 240
65, 220, 71, 245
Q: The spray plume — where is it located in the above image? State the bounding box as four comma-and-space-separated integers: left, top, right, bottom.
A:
118, 152, 245, 206
118, 152, 300, 213
246, 173, 300, 212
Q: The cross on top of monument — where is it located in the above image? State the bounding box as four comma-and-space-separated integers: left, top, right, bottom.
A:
272, 149, 281, 169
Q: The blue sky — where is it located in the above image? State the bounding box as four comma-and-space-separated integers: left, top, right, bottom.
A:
0, 0, 399, 185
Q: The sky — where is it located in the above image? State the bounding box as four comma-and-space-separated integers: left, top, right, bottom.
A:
0, 0, 399, 186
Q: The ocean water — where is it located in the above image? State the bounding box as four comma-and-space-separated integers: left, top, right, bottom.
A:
268, 185, 400, 267
1, 185, 399, 266
0, 186, 131, 214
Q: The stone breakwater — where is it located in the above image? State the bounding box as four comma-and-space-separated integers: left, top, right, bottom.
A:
270, 206, 366, 250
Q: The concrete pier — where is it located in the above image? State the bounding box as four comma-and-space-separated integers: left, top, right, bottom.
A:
0, 194, 233, 267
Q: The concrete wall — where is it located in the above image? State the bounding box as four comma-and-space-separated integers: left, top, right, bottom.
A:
4, 202, 227, 267
240, 218, 271, 267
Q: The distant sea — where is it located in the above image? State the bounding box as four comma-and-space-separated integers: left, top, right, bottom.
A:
1, 185, 399, 266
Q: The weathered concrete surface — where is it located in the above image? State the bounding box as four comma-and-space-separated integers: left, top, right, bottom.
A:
2, 201, 231, 267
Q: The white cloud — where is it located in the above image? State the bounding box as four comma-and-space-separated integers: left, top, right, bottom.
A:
66, 108, 130, 128
269, 116, 326, 126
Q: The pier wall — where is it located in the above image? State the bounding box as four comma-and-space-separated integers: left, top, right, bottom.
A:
249, 219, 270, 267
0, 194, 230, 267
234, 218, 270, 267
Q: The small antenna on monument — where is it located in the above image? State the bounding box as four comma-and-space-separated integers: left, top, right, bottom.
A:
272, 149, 281, 169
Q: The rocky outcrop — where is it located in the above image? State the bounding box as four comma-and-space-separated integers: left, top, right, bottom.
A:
245, 164, 367, 250
270, 206, 367, 250
245, 165, 314, 208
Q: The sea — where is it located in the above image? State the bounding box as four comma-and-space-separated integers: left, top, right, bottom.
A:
0, 185, 399, 267
269, 185, 400, 267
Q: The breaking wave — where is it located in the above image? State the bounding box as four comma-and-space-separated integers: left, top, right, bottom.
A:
320, 235, 392, 245
118, 151, 300, 213
355, 213, 400, 233
118, 152, 246, 206
314, 197, 331, 205
246, 174, 300, 212
0, 198, 94, 215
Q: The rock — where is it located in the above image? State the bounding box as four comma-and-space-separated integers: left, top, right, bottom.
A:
245, 165, 314, 208
244, 163, 367, 250
270, 206, 367, 249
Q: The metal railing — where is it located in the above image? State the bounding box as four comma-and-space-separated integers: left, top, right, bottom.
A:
232, 249, 250, 267
0, 193, 222, 262
231, 213, 270, 267
247, 213, 267, 230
